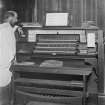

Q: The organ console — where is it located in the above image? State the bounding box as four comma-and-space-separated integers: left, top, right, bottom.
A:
12, 13, 105, 105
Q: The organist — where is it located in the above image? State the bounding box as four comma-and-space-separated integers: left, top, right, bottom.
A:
0, 11, 23, 105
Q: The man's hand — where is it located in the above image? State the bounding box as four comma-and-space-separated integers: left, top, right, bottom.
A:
17, 27, 24, 35
13, 25, 24, 35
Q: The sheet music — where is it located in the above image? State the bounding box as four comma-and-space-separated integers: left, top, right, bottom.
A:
87, 33, 95, 47
46, 13, 68, 26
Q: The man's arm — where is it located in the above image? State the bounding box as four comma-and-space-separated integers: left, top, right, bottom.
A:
13, 25, 23, 35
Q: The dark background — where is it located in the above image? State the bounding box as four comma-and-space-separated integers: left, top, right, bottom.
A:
0, 0, 105, 30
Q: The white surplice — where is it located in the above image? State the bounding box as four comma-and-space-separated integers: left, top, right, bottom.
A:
0, 23, 16, 87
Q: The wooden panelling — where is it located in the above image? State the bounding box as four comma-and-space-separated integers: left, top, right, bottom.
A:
33, 0, 98, 27
37, 0, 43, 23
100, 0, 105, 31
32, 0, 37, 23
50, 0, 58, 11
67, 0, 73, 11
85, 0, 97, 22
72, 0, 81, 26
11, 0, 104, 29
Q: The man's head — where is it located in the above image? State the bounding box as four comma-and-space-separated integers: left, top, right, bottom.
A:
3, 11, 18, 26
